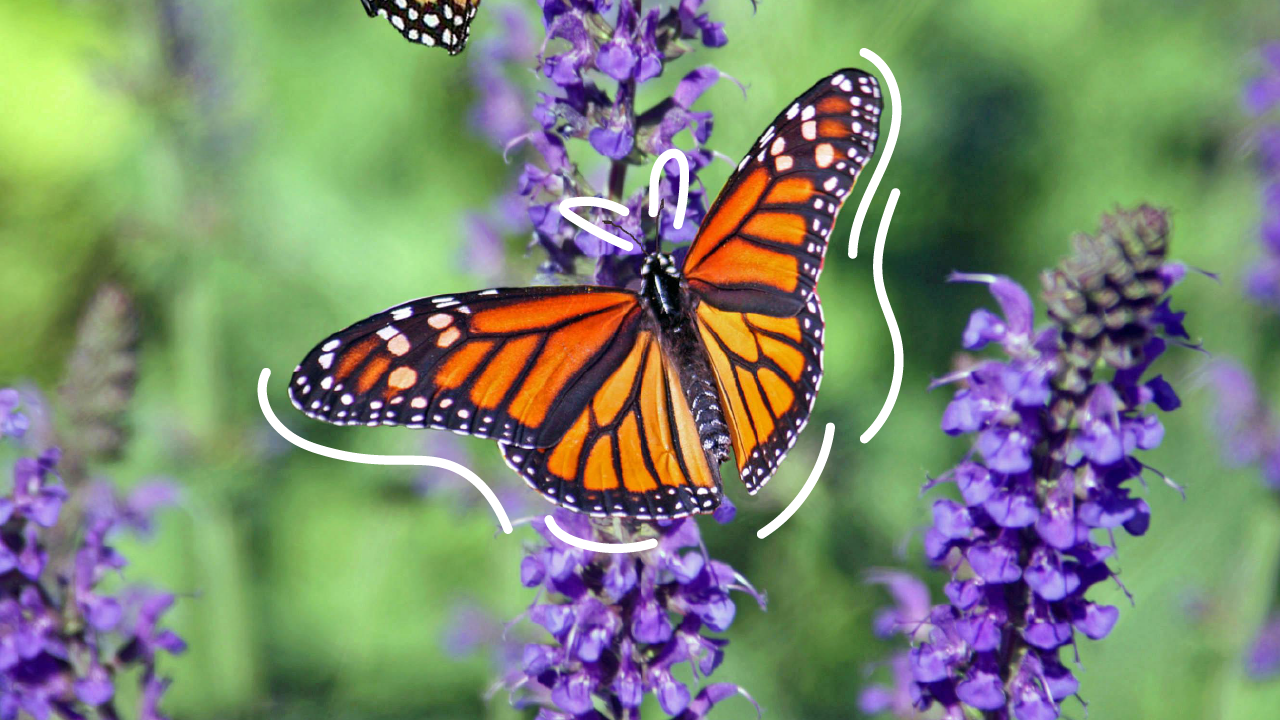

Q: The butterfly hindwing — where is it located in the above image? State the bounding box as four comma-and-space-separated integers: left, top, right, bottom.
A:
501, 328, 721, 520
290, 286, 643, 449
694, 296, 825, 493
360, 0, 480, 54
682, 69, 882, 315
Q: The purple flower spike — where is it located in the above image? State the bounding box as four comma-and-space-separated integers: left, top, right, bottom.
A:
866, 207, 1188, 718
506, 510, 761, 716
0, 387, 180, 718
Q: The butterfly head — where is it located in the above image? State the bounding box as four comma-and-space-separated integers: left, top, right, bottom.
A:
639, 253, 681, 279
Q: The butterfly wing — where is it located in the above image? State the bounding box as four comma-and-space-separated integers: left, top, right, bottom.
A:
290, 286, 643, 449
500, 326, 722, 520
682, 69, 882, 316
684, 68, 883, 492
694, 297, 824, 493
360, 0, 480, 54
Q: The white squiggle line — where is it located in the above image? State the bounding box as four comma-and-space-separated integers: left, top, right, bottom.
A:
256, 369, 514, 534
755, 423, 836, 540
648, 149, 690, 229
545, 515, 658, 554
859, 189, 903, 444
849, 48, 902, 259
558, 197, 635, 252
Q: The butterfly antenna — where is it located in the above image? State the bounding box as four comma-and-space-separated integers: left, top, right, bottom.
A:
602, 219, 641, 249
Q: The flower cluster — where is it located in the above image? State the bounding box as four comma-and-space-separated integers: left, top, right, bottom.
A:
487, 0, 742, 285
1245, 42, 1280, 307
0, 390, 27, 441
1197, 38, 1280, 683
866, 207, 1189, 719
505, 510, 763, 720
1, 391, 184, 719
1206, 361, 1280, 491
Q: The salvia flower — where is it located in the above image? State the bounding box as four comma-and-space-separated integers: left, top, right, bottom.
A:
1245, 42, 1280, 307
859, 572, 932, 717
480, 0, 743, 286
866, 206, 1189, 719
1210, 39, 1280, 683
506, 510, 763, 719
473, 5, 761, 717
1205, 361, 1280, 490
0, 390, 27, 441
1247, 613, 1280, 680
0, 392, 183, 718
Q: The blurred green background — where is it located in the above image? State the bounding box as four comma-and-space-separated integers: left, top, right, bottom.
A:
4, 0, 1280, 717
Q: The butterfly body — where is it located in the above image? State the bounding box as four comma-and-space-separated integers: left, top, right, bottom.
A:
638, 253, 734, 464
360, 0, 480, 54
291, 69, 883, 520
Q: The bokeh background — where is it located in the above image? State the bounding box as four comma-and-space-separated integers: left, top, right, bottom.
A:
4, 0, 1280, 717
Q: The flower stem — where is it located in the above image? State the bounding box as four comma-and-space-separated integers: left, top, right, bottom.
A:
607, 78, 637, 201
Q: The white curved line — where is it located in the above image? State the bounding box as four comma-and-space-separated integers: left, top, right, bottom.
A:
648, 149, 690, 230
859, 188, 903, 444
755, 423, 836, 540
558, 197, 635, 252
256, 368, 514, 534
544, 515, 658, 554
848, 48, 902, 259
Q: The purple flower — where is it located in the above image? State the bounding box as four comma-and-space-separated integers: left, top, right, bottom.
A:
470, 0, 742, 288
505, 511, 763, 718
1247, 613, 1280, 679
0, 388, 28, 439
1246, 43, 1280, 308
468, 8, 535, 147
1206, 361, 1280, 490
1245, 42, 1280, 116
866, 207, 1188, 718
0, 392, 182, 718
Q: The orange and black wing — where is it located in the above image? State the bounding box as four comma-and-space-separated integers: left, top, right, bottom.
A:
360, 0, 480, 54
694, 298, 824, 493
290, 286, 642, 449
500, 326, 722, 519
682, 68, 882, 316
684, 68, 882, 492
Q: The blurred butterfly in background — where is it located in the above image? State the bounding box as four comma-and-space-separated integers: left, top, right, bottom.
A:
360, 0, 481, 54
290, 69, 883, 520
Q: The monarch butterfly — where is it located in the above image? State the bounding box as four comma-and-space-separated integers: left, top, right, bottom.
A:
291, 69, 882, 520
360, 0, 481, 54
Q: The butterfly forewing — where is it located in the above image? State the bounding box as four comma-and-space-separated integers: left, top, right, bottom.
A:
683, 69, 882, 316
290, 286, 642, 449
500, 330, 722, 520
360, 0, 480, 54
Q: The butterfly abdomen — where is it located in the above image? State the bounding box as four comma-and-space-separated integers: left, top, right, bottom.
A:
665, 310, 733, 465
687, 367, 733, 462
